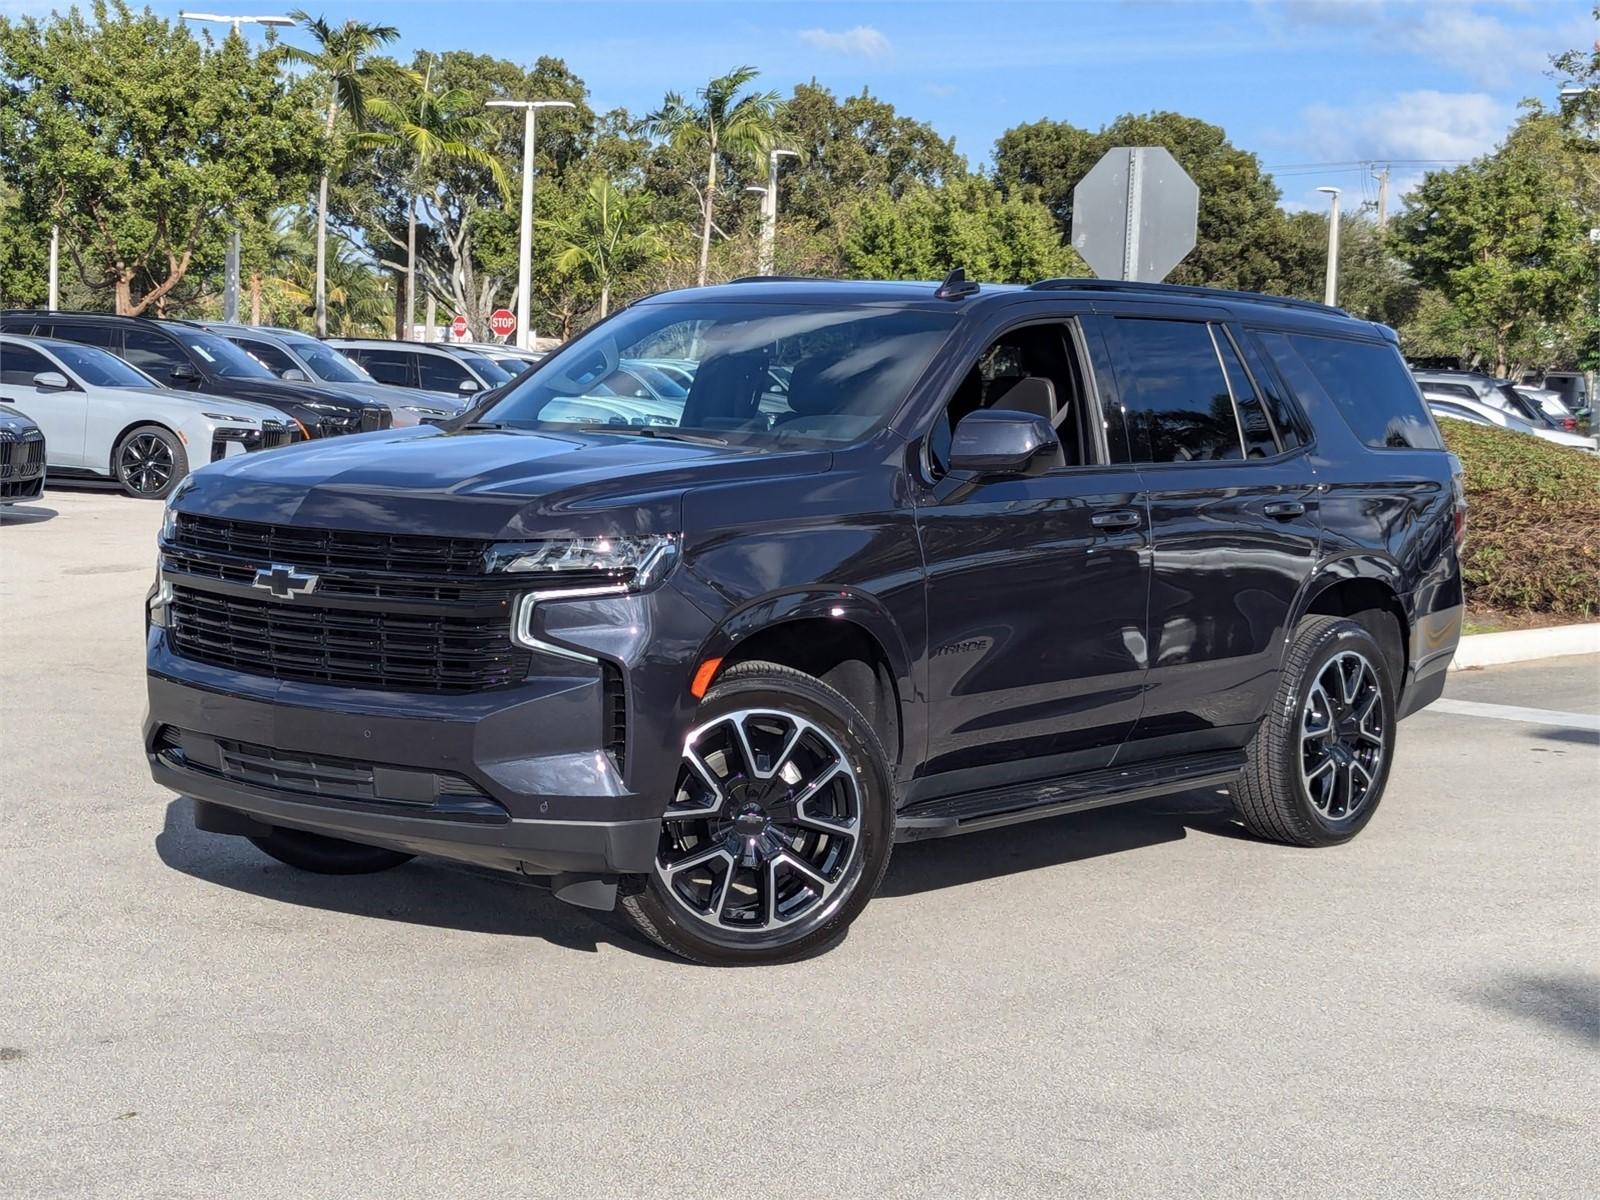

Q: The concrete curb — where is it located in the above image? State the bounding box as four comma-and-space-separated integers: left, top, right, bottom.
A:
1449, 622, 1600, 670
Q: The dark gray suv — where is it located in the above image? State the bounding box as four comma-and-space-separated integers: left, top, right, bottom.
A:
144, 276, 1464, 964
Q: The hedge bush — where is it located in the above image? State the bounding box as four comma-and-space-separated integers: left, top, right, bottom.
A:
1440, 421, 1600, 617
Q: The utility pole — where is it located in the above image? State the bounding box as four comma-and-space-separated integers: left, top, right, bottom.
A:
1374, 166, 1390, 234
1317, 186, 1341, 307
485, 98, 575, 350
223, 230, 240, 321
48, 224, 59, 311
756, 149, 797, 276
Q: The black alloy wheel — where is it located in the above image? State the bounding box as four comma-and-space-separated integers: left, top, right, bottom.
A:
115, 424, 187, 500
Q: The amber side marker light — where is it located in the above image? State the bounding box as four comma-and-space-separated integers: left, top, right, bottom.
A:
690, 657, 723, 699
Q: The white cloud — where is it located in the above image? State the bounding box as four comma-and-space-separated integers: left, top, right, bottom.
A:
797, 25, 892, 60
1299, 89, 1513, 164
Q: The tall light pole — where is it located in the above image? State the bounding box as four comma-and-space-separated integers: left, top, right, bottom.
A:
48, 225, 59, 311
1316, 186, 1341, 307
486, 98, 575, 349
755, 149, 798, 276
179, 14, 293, 324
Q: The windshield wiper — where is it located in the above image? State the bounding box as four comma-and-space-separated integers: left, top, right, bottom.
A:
568, 424, 728, 447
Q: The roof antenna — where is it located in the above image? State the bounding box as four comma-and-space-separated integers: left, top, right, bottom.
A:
935, 268, 980, 300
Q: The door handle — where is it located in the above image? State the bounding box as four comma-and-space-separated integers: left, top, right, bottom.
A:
1262, 501, 1307, 518
1091, 509, 1141, 530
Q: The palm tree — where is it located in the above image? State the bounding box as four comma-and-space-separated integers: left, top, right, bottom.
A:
542, 176, 666, 319
642, 66, 782, 286
364, 57, 509, 339
284, 11, 400, 337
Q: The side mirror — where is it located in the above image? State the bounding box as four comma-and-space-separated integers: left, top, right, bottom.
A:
948, 409, 1060, 474
170, 362, 199, 386
280, 367, 308, 383
458, 379, 480, 395
32, 371, 71, 392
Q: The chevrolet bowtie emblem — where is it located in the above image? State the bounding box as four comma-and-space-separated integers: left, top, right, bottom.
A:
252, 563, 319, 599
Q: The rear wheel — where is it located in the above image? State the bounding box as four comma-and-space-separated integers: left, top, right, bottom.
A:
248, 826, 414, 875
1234, 616, 1396, 846
114, 424, 186, 500
621, 661, 894, 965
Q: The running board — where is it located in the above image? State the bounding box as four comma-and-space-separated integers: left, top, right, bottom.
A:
893, 751, 1246, 842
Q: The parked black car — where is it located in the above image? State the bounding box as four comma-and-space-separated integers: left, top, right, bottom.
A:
144, 276, 1464, 965
0, 403, 46, 504
0, 313, 391, 438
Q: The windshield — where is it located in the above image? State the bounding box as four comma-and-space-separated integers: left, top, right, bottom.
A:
455, 354, 513, 385
172, 330, 276, 380
44, 342, 157, 389
476, 302, 956, 446
282, 336, 374, 384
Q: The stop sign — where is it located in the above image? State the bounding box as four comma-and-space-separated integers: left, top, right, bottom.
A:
450, 314, 468, 340
489, 308, 516, 339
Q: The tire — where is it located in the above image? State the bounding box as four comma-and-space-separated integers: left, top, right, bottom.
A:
114, 424, 187, 500
620, 660, 894, 966
248, 827, 415, 875
1234, 615, 1397, 847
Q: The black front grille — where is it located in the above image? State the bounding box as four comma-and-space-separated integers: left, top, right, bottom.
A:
260, 423, 296, 451
170, 513, 491, 577
360, 407, 388, 433
0, 431, 45, 498
168, 585, 530, 692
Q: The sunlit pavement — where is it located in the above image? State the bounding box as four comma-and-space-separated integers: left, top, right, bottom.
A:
4, 488, 1596, 1199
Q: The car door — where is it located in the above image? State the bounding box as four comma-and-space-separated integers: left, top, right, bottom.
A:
349, 348, 416, 389
416, 351, 479, 396
912, 311, 1151, 797
123, 327, 200, 391
1095, 311, 1322, 762
0, 343, 89, 466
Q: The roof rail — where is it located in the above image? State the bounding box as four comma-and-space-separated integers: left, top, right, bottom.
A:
725, 275, 838, 284
1027, 277, 1344, 316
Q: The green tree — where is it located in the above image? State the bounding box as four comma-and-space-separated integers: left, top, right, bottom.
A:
0, 1, 316, 314
994, 111, 1292, 291
284, 10, 399, 336
642, 66, 783, 286
1392, 110, 1592, 376
541, 176, 665, 318
841, 176, 1079, 283
363, 56, 508, 338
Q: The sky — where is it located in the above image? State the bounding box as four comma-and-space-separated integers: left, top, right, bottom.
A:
10, 0, 1596, 213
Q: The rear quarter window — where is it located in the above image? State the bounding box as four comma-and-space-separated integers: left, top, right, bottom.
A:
1262, 332, 1442, 451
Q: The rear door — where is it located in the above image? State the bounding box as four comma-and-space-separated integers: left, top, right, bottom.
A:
348, 348, 417, 389
0, 343, 89, 466
1095, 311, 1323, 762
913, 308, 1151, 796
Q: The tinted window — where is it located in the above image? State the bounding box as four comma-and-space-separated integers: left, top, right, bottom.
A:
1422, 382, 1475, 401
39, 342, 155, 388
0, 344, 53, 387
1274, 333, 1442, 450
354, 349, 412, 387
283, 337, 372, 384
1213, 329, 1279, 458
123, 328, 190, 380
482, 301, 956, 447
452, 354, 512, 386
234, 338, 299, 377
43, 322, 118, 349
1111, 319, 1242, 463
933, 322, 1087, 471
417, 352, 475, 393
169, 330, 273, 380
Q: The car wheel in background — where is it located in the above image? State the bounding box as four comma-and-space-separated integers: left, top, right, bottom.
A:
114, 424, 187, 500
1233, 615, 1397, 847
621, 661, 894, 965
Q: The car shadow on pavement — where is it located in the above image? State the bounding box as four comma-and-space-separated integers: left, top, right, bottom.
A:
153, 799, 672, 960
879, 789, 1242, 897
1467, 972, 1600, 1044
0, 504, 58, 525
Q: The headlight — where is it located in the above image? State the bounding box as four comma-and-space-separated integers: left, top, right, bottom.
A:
401, 405, 453, 419
159, 476, 195, 542
486, 535, 678, 588
297, 401, 338, 412
202, 412, 254, 421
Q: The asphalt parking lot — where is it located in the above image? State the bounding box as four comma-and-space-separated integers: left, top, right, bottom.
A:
3, 487, 1597, 1199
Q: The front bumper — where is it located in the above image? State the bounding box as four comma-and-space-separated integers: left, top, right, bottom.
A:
143, 580, 710, 875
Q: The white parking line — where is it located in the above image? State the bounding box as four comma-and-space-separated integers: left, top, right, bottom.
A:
1428, 698, 1600, 733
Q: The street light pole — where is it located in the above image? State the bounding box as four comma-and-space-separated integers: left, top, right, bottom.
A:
48, 224, 59, 311
486, 98, 575, 350
1316, 186, 1341, 307
757, 149, 798, 277
179, 13, 293, 325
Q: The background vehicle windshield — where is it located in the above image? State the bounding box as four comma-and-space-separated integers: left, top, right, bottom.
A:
172, 330, 276, 380
455, 354, 513, 385
44, 342, 158, 389
478, 302, 956, 445
285, 336, 375, 384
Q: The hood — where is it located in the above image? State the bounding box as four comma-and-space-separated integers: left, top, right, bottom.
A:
210, 376, 379, 413
176, 424, 832, 540
337, 381, 466, 414
103, 387, 291, 425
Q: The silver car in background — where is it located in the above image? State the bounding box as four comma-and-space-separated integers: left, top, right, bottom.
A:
1423, 390, 1597, 452
0, 334, 300, 499
201, 323, 465, 427
329, 338, 516, 400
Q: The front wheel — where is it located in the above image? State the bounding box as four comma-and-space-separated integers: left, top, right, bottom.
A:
1234, 616, 1397, 846
114, 424, 187, 500
620, 661, 894, 965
